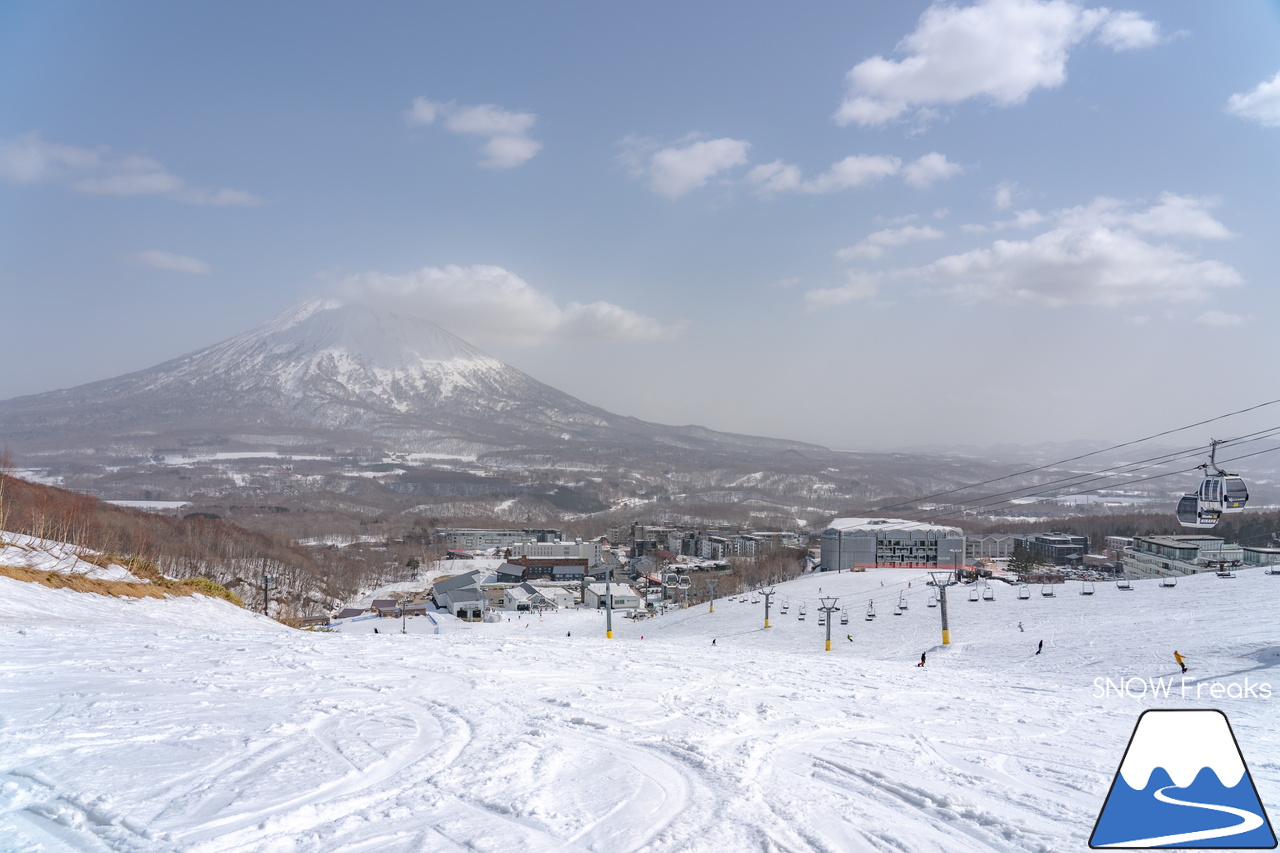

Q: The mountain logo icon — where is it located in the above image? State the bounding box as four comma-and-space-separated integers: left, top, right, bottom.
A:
1090, 709, 1276, 849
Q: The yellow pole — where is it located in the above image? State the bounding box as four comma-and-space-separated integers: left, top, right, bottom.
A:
825, 638, 832, 651
942, 629, 950, 645
764, 617, 770, 628
606, 630, 613, 639
709, 601, 714, 613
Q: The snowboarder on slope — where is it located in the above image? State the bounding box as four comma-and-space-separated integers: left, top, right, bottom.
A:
712, 639, 717, 646
1036, 639, 1043, 655
1175, 650, 1187, 673
1018, 622, 1024, 632
917, 652, 926, 667
847, 635, 853, 642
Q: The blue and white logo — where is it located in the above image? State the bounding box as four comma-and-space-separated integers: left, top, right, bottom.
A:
1091, 709, 1276, 849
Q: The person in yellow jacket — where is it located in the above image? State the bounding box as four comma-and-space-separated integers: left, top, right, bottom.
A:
1174, 650, 1187, 674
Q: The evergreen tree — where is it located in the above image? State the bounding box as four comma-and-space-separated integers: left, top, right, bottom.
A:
1008, 541, 1049, 576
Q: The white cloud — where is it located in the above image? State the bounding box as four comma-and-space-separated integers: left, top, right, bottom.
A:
1226, 71, 1280, 128
834, 0, 1161, 127
643, 137, 751, 198
747, 154, 901, 194
804, 271, 881, 305
750, 152, 959, 195
746, 160, 803, 193
837, 225, 945, 260
802, 155, 902, 193
991, 208, 1046, 229
1096, 10, 1161, 50
914, 196, 1240, 307
1126, 192, 1233, 240
902, 152, 963, 188
336, 264, 678, 346
404, 98, 542, 168
994, 181, 1017, 209
127, 250, 211, 275
0, 132, 262, 204
1196, 310, 1247, 326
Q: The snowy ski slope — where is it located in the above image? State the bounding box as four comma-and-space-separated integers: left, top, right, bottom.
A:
2, 565, 1279, 852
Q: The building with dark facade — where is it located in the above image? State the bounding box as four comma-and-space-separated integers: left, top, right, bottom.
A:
1016, 533, 1089, 566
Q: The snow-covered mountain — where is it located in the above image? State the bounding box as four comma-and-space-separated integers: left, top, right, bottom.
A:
0, 297, 817, 458
0, 298, 1048, 523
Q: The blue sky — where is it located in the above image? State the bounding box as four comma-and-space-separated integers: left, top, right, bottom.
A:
3, 1, 1279, 450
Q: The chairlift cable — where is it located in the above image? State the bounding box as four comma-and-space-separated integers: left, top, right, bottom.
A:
905, 435, 1280, 522
873, 398, 1280, 513
911, 427, 1280, 518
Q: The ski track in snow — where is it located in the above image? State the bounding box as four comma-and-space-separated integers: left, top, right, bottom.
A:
2, 567, 1279, 851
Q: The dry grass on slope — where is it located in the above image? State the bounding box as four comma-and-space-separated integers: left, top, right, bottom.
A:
0, 564, 244, 605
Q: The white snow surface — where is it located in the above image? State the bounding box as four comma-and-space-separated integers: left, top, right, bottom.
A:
3, 567, 1280, 852
0, 532, 144, 582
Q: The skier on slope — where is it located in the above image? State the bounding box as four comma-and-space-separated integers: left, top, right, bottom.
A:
1036, 639, 1044, 655
917, 652, 926, 667
1174, 650, 1188, 673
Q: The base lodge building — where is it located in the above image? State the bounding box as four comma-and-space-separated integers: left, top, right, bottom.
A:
819, 518, 965, 572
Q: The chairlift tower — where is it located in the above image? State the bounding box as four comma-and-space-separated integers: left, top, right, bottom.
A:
818, 596, 840, 651
759, 587, 776, 628
928, 570, 955, 645
705, 578, 719, 613
261, 571, 277, 617
605, 562, 614, 639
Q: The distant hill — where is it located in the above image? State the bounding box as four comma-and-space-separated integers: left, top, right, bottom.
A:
0, 298, 1053, 527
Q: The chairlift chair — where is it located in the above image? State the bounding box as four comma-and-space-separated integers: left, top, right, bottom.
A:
1080, 580, 1095, 596
865, 600, 876, 621
928, 593, 938, 608
898, 592, 908, 611
1216, 568, 1236, 579
892, 604, 902, 616
1116, 578, 1133, 590
1160, 576, 1178, 588
1041, 583, 1056, 597
840, 608, 849, 625
969, 586, 979, 602
982, 585, 995, 601
1017, 584, 1030, 600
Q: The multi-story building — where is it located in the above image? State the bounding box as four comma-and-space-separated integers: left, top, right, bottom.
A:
439, 528, 563, 551
819, 518, 964, 572
1016, 533, 1089, 566
966, 534, 1018, 560
1241, 546, 1280, 568
508, 538, 602, 567
1120, 535, 1244, 578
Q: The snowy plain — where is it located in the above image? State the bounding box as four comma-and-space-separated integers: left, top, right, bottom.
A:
3, 562, 1280, 852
